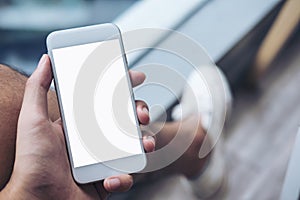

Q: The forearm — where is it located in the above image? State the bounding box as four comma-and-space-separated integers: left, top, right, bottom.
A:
151, 121, 180, 150
149, 116, 208, 178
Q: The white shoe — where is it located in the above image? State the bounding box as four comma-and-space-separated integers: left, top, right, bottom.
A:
171, 65, 232, 198
189, 139, 226, 199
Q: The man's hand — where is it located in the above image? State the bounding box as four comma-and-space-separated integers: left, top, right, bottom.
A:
0, 55, 154, 199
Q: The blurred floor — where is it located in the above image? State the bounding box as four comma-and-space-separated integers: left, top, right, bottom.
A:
223, 33, 300, 200
111, 33, 300, 200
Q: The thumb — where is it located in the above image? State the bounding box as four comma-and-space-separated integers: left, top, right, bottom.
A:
21, 54, 52, 119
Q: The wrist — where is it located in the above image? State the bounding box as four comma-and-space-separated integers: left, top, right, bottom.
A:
1, 176, 39, 200
1, 185, 19, 200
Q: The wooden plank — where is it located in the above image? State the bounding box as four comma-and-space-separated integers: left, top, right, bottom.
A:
254, 0, 300, 78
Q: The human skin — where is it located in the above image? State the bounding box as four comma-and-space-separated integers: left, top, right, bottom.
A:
144, 115, 208, 179
0, 55, 154, 199
0, 55, 208, 198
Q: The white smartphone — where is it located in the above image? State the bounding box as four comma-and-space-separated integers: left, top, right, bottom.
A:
46, 23, 146, 184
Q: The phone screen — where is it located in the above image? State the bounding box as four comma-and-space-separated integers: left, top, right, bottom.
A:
51, 39, 143, 168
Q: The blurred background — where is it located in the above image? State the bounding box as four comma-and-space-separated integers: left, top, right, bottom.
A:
1, 0, 299, 199
0, 0, 136, 74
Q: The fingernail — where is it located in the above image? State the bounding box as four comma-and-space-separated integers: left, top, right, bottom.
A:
146, 136, 155, 148
107, 178, 121, 190
38, 54, 47, 66
142, 107, 149, 115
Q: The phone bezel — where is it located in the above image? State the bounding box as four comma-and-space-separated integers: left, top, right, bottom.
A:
46, 23, 146, 184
